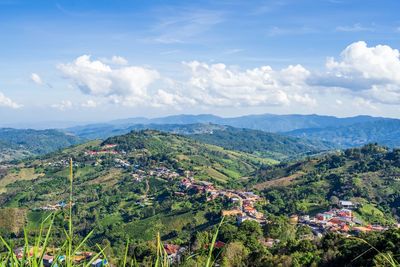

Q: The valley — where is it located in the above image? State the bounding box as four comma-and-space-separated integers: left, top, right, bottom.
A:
0, 128, 399, 266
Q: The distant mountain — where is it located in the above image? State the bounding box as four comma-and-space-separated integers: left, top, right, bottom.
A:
68, 123, 334, 160
68, 113, 400, 149
0, 128, 83, 162
67, 122, 225, 140
220, 114, 384, 132
69, 113, 391, 137
286, 119, 400, 148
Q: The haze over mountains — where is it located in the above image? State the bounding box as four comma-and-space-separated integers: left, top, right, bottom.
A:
67, 113, 400, 148
1, 113, 400, 162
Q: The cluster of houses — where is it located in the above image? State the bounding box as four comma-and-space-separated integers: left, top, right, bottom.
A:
85, 144, 121, 156
179, 177, 266, 225
149, 167, 180, 180
296, 200, 388, 236
131, 166, 180, 182
36, 201, 68, 211
221, 191, 266, 225
13, 247, 107, 267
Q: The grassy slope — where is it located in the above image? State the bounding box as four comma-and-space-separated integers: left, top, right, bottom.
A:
190, 126, 334, 160
0, 128, 84, 162
0, 130, 274, 243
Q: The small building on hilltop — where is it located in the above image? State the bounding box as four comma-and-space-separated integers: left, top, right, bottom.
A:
339, 200, 355, 209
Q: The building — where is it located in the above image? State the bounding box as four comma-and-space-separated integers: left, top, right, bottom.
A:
339, 200, 355, 209
164, 244, 182, 263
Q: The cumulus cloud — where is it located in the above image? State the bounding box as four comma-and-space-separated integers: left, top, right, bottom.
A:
58, 55, 160, 105
31, 73, 43, 85
321, 41, 400, 104
51, 100, 73, 111
182, 61, 314, 107
56, 41, 400, 110
111, 56, 128, 65
0, 92, 22, 109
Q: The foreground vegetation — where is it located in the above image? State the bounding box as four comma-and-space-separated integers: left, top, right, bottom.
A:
0, 130, 400, 266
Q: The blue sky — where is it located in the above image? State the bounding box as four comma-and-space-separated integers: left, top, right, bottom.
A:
1, 0, 400, 126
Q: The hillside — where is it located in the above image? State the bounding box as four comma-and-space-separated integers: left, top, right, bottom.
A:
0, 128, 84, 162
0, 130, 273, 240
67, 122, 225, 140
250, 144, 400, 224
189, 126, 334, 160
285, 119, 400, 148
67, 114, 400, 150
68, 123, 333, 161
0, 131, 400, 266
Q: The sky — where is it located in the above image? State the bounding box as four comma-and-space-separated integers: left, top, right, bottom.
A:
1, 0, 400, 126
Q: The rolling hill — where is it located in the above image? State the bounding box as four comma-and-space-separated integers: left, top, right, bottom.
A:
0, 128, 84, 162
189, 126, 334, 160
285, 119, 400, 148
67, 114, 400, 149
250, 144, 400, 224
69, 113, 386, 135
1, 130, 400, 266
68, 123, 334, 160
0, 130, 273, 229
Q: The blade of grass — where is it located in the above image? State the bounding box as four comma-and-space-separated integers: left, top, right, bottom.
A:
205, 216, 225, 267
123, 238, 130, 267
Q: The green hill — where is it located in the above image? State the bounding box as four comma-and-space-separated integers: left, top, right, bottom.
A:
286, 119, 400, 148
0, 128, 84, 162
1, 131, 400, 266
189, 126, 334, 160
0, 130, 273, 242
251, 144, 400, 224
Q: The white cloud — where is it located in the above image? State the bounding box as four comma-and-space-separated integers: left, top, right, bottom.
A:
0, 92, 22, 109
51, 100, 73, 111
321, 41, 400, 104
30, 73, 43, 85
55, 41, 400, 111
182, 61, 314, 107
326, 41, 400, 82
111, 56, 128, 65
58, 55, 160, 105
81, 99, 97, 108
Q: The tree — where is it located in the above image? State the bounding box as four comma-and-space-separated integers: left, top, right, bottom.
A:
221, 241, 249, 267
329, 196, 340, 207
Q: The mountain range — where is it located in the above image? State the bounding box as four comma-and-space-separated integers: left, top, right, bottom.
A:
2, 113, 400, 162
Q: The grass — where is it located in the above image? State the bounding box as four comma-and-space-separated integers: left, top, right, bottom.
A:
0, 159, 106, 267
0, 167, 43, 193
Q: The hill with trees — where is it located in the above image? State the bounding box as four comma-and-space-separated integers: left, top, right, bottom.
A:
250, 144, 400, 224
286, 119, 400, 148
0, 128, 83, 162
0, 130, 399, 266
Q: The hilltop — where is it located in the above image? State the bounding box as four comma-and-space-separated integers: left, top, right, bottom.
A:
66, 113, 400, 149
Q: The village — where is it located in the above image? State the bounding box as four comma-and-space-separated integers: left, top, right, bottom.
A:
32, 145, 399, 264
295, 200, 389, 237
